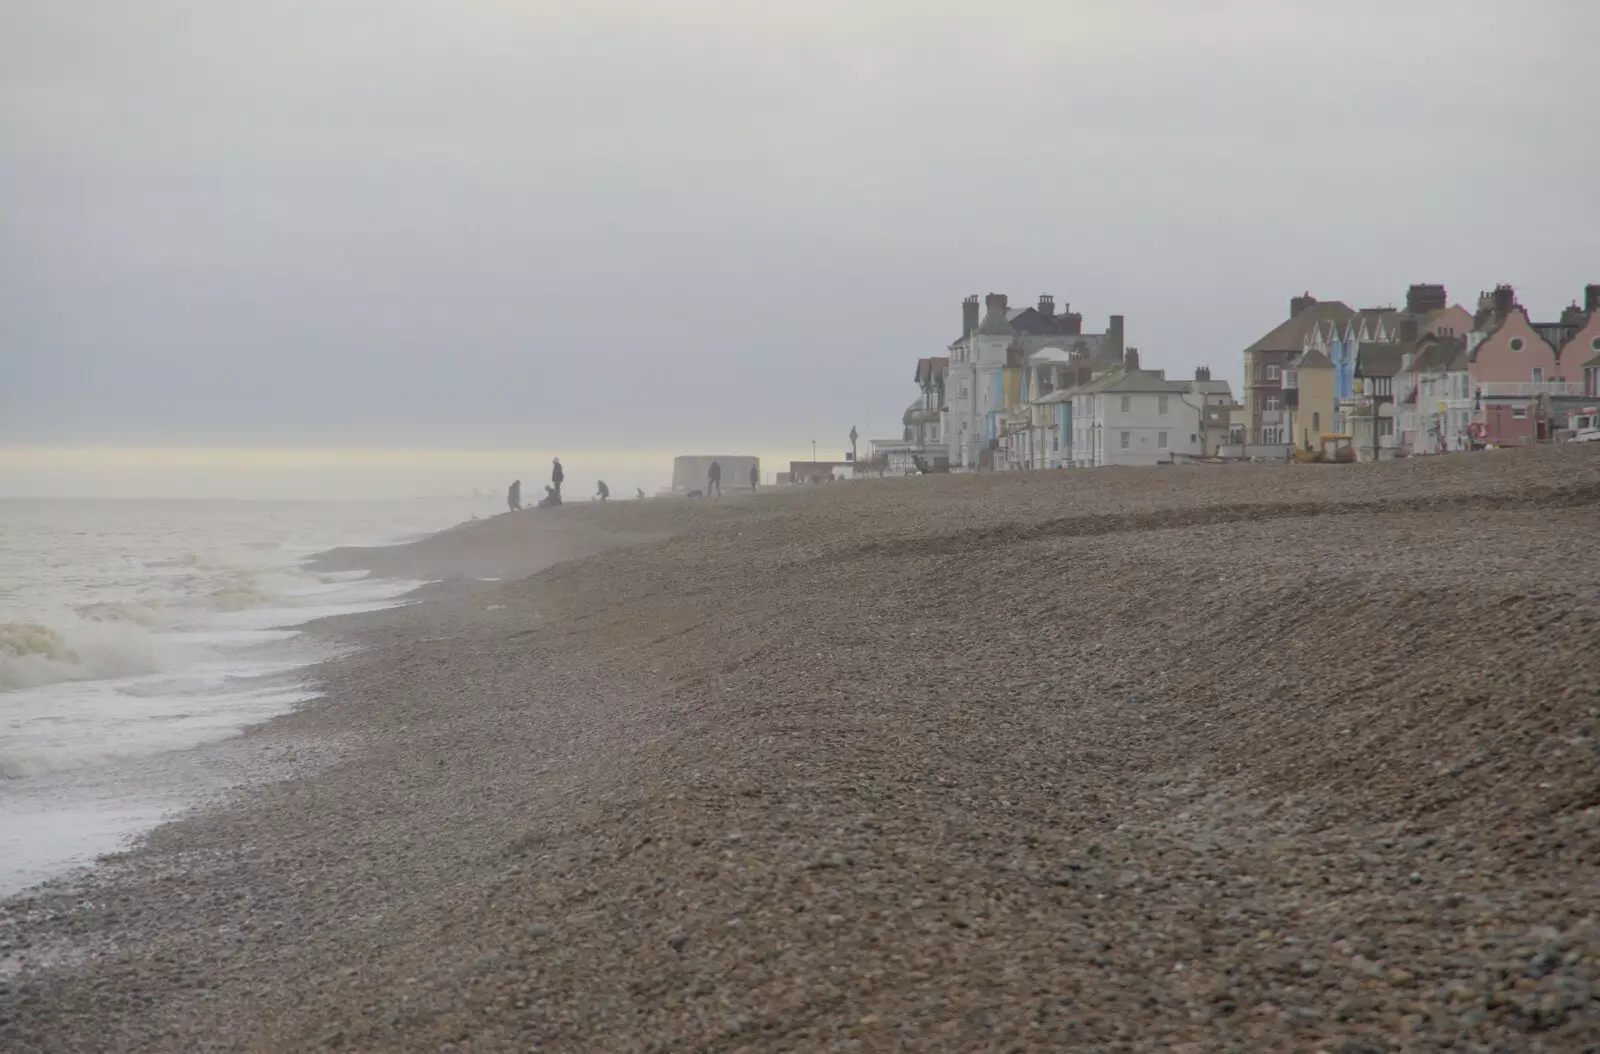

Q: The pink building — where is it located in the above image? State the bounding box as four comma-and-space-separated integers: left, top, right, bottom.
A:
1468, 285, 1599, 445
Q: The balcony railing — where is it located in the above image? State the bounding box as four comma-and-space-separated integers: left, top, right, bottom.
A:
1476, 381, 1585, 398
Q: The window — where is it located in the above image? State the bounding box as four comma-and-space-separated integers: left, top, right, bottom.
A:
1158, 431, 1168, 449
1266, 396, 1280, 411
1510, 337, 1526, 352
1592, 337, 1600, 353
1119, 431, 1130, 449
1266, 365, 1281, 380
1312, 411, 1321, 430
1191, 434, 1199, 443
1158, 395, 1169, 415
1512, 405, 1528, 419
959, 386, 968, 399
1283, 370, 1298, 389
1120, 395, 1131, 413
1379, 418, 1395, 437
1051, 435, 1059, 451
1532, 367, 1544, 385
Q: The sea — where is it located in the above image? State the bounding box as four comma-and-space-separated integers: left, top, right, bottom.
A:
0, 497, 485, 896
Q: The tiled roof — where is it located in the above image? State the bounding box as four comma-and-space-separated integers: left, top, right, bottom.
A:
1291, 349, 1333, 370
1407, 336, 1468, 373
1100, 369, 1190, 394
1356, 341, 1413, 378
1245, 301, 1355, 355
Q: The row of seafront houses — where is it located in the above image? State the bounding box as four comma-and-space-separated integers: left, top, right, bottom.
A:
881, 292, 1245, 472
873, 283, 1600, 472
1244, 283, 1600, 457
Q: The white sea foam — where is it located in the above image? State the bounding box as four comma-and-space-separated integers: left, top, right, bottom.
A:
0, 495, 475, 893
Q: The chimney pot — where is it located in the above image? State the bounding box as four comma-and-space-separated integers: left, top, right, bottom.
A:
1290, 293, 1317, 318
1037, 294, 1055, 317
1195, 366, 1211, 382
1405, 283, 1447, 316
961, 294, 981, 336
1124, 346, 1141, 372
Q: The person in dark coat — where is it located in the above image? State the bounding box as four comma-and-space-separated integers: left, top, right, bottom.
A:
551, 457, 565, 500
748, 464, 759, 491
595, 480, 610, 501
707, 460, 722, 498
507, 480, 522, 512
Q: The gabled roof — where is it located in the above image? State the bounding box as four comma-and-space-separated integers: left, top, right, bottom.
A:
1099, 369, 1190, 394
1244, 300, 1355, 355
1407, 335, 1468, 374
1355, 341, 1413, 378
1032, 365, 1123, 403
1190, 379, 1234, 395
1555, 315, 1598, 363
977, 309, 1015, 336
913, 357, 948, 385
1356, 307, 1401, 341
1582, 351, 1600, 370
1291, 348, 1333, 370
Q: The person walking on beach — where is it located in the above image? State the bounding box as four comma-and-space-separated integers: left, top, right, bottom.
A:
595, 480, 610, 502
551, 457, 564, 500
707, 460, 722, 499
507, 479, 522, 512
749, 464, 759, 492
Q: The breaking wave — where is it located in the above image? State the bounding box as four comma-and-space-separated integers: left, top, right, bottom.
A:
0, 620, 178, 692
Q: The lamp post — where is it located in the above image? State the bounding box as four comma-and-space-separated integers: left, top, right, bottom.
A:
811, 439, 817, 462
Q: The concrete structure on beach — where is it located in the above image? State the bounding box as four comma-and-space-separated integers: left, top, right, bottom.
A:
671, 455, 758, 492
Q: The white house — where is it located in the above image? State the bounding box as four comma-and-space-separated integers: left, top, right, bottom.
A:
943, 292, 1124, 469
1068, 351, 1204, 467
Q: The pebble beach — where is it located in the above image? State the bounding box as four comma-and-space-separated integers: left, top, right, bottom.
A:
3, 447, 1599, 1052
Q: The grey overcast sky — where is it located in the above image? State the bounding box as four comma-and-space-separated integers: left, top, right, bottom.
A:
3, 0, 1597, 453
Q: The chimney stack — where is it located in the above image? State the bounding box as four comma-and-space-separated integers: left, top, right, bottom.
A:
1037, 294, 1055, 318
1061, 310, 1083, 335
1586, 284, 1600, 315
1290, 292, 1317, 318
1492, 284, 1515, 316
1405, 283, 1447, 316
984, 292, 1008, 316
961, 295, 980, 336
1124, 346, 1141, 372
1195, 366, 1211, 382
1108, 314, 1125, 358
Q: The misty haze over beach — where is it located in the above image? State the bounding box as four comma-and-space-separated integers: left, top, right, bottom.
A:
4, 1, 1599, 1051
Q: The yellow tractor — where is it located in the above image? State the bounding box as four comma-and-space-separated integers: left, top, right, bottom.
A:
1291, 435, 1355, 464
